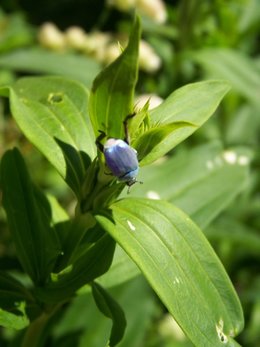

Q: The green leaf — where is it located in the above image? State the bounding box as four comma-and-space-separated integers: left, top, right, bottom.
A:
54, 292, 112, 347
0, 76, 96, 196
0, 272, 38, 329
0, 272, 33, 310
96, 198, 244, 346
0, 301, 29, 330
98, 246, 139, 288
205, 217, 260, 259
132, 142, 250, 229
139, 80, 230, 165
99, 143, 250, 290
89, 16, 140, 139
0, 48, 100, 87
193, 49, 260, 106
0, 149, 61, 285
36, 234, 115, 303
91, 282, 126, 347
46, 194, 69, 224
135, 121, 196, 163
0, 13, 34, 53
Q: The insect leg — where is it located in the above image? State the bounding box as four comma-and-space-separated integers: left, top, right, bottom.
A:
95, 130, 106, 152
123, 112, 136, 144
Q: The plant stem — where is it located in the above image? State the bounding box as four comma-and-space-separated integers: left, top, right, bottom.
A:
21, 312, 49, 347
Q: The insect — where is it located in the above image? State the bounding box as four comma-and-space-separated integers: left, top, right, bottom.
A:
96, 114, 142, 192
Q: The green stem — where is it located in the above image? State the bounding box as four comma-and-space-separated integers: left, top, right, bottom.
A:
21, 313, 49, 347
21, 306, 60, 347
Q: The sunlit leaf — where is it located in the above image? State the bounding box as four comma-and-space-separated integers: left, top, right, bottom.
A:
96, 198, 244, 346
0, 76, 95, 196
89, 16, 140, 139
139, 80, 230, 165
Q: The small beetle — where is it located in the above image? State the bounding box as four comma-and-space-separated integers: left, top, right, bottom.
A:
96, 114, 142, 192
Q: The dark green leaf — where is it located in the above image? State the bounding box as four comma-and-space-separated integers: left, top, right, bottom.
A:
0, 149, 61, 285
96, 198, 244, 346
92, 282, 126, 347
36, 234, 115, 303
89, 16, 140, 139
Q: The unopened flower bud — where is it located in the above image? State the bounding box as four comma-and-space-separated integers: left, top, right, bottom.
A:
103, 43, 121, 64
139, 40, 161, 73
135, 93, 163, 110
65, 26, 86, 50
38, 22, 66, 51
136, 0, 167, 23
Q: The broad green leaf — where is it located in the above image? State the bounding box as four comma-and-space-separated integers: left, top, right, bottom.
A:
0, 149, 61, 285
96, 198, 244, 346
140, 80, 230, 165
132, 142, 250, 228
36, 234, 115, 303
0, 76, 95, 196
89, 16, 140, 139
92, 282, 126, 347
99, 143, 250, 289
193, 49, 260, 106
0, 48, 100, 86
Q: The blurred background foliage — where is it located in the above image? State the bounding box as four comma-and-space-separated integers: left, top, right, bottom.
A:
0, 0, 260, 346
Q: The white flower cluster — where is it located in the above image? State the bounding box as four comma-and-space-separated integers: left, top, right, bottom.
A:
107, 0, 167, 24
38, 22, 162, 73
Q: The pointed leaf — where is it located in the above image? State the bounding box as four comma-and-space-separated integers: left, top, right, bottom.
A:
134, 121, 196, 163
89, 16, 140, 139
141, 81, 230, 165
92, 282, 126, 347
0, 148, 61, 285
0, 76, 95, 196
96, 198, 244, 346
